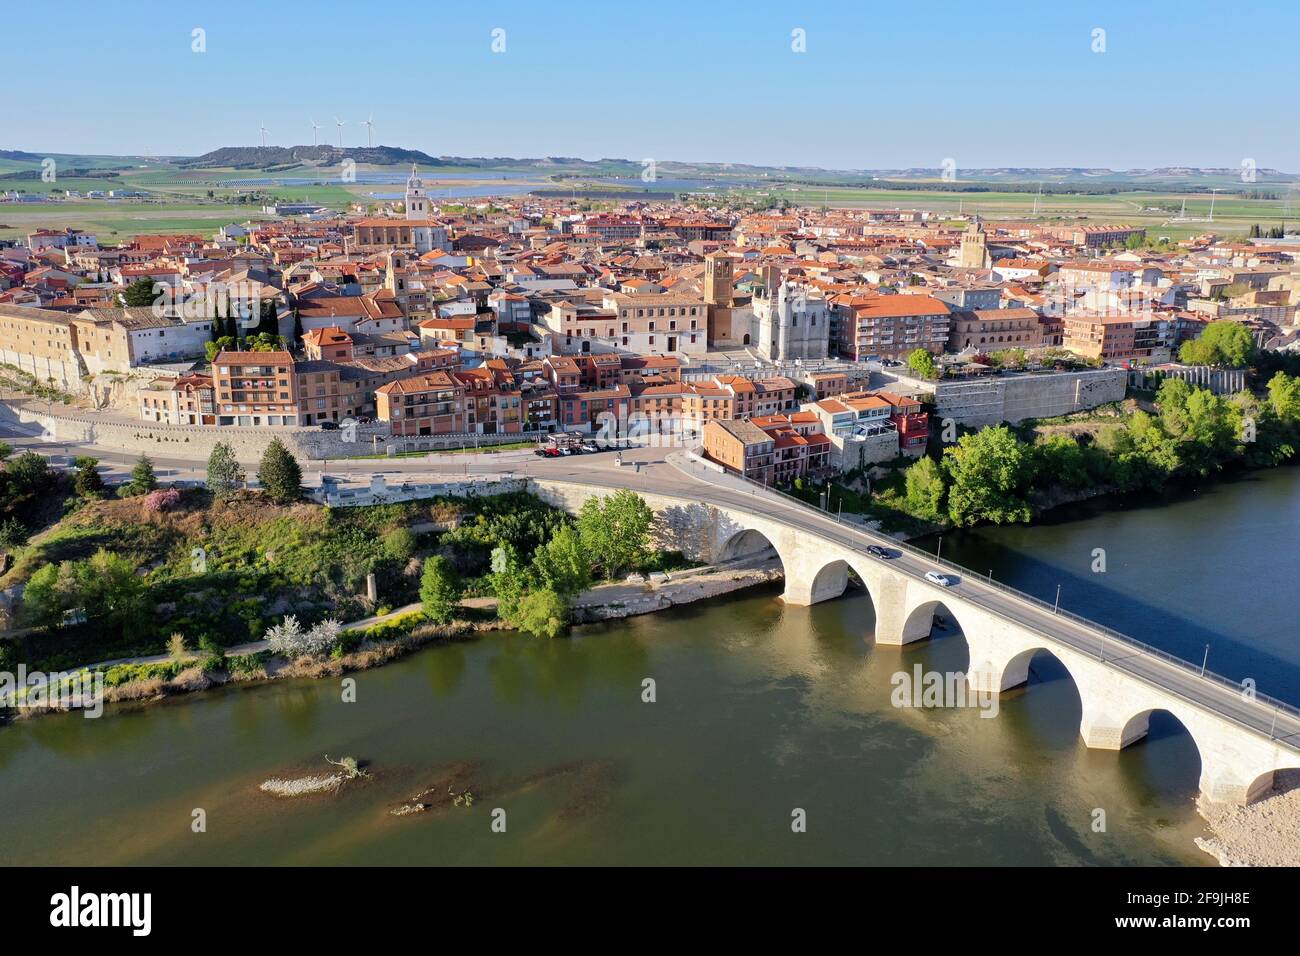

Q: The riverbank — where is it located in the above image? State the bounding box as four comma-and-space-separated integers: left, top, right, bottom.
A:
3, 556, 785, 723
1195, 772, 1300, 866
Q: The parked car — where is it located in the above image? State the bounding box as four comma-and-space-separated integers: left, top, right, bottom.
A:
543, 447, 562, 458
581, 442, 599, 453
924, 570, 954, 587
319, 421, 339, 431
533, 449, 549, 457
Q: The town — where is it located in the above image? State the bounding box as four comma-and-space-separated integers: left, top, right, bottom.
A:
3, 162, 1296, 494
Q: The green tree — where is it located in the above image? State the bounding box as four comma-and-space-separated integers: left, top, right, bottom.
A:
512, 588, 570, 639
1178, 321, 1256, 368
902, 456, 947, 522
122, 453, 157, 496
531, 523, 592, 598
0, 441, 12, 461
576, 489, 655, 579
906, 348, 938, 380
257, 438, 302, 504
21, 561, 81, 627
0, 517, 29, 550
206, 442, 244, 499
72, 456, 104, 498
941, 426, 1033, 526
204, 335, 236, 363
420, 555, 462, 623
382, 527, 416, 561
1267, 372, 1300, 423
121, 277, 160, 308
488, 544, 528, 622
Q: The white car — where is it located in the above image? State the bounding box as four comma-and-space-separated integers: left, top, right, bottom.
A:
925, 570, 955, 587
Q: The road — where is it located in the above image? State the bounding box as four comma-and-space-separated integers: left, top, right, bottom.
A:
6, 407, 1300, 751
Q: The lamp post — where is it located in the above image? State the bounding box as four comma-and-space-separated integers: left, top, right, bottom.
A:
1201, 644, 1210, 677
1053, 584, 1062, 614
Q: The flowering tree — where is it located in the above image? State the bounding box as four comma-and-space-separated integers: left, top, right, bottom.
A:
264, 615, 342, 658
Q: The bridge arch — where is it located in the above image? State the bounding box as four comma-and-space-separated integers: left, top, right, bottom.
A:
717, 527, 782, 563
898, 596, 973, 649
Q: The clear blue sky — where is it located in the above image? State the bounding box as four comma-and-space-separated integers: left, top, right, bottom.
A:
7, 0, 1296, 170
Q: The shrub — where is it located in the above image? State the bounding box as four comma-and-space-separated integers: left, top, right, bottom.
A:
144, 488, 181, 513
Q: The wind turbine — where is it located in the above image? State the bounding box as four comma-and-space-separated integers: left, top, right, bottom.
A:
310, 119, 320, 146
334, 117, 345, 147
362, 115, 375, 148
259, 122, 269, 148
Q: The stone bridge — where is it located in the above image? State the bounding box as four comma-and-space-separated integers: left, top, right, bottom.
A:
531, 476, 1300, 806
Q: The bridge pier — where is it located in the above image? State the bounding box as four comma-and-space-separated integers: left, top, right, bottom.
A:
1079, 706, 1149, 750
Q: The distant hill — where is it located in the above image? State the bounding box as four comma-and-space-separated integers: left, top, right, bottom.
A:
181, 145, 441, 169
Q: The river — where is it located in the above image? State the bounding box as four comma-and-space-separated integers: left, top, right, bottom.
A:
2, 468, 1298, 865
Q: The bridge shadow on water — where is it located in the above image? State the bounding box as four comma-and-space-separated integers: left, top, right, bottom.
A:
915, 529, 1300, 709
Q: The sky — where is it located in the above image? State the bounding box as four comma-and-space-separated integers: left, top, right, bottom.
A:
5, 0, 1297, 171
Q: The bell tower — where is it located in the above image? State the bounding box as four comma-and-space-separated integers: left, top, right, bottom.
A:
405, 164, 427, 220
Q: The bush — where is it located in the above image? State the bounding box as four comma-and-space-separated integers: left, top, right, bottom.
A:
382, 527, 416, 561
144, 488, 181, 513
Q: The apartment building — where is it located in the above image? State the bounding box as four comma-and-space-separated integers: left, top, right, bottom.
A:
211, 351, 299, 426
702, 418, 776, 484
1062, 314, 1136, 362
749, 412, 833, 483
375, 372, 466, 436
138, 373, 216, 425
831, 294, 950, 360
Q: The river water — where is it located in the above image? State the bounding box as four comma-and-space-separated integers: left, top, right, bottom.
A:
3, 469, 1298, 865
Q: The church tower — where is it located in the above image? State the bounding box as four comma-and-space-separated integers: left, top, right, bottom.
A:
959, 217, 991, 269
405, 164, 427, 220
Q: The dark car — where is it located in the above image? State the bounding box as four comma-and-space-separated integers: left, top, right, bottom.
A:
866, 545, 892, 558
533, 448, 549, 457
319, 421, 339, 431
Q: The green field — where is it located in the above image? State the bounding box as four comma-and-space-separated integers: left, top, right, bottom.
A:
3, 152, 1295, 241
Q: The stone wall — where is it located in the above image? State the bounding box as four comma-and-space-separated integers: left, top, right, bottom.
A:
0, 400, 547, 463
892, 367, 1129, 427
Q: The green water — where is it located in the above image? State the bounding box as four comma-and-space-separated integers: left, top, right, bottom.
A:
0, 585, 1209, 865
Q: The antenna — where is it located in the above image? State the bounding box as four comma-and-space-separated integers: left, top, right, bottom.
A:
259, 123, 269, 148
363, 114, 375, 148
310, 119, 320, 146
334, 117, 345, 148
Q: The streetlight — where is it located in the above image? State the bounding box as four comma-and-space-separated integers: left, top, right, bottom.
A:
1201, 644, 1210, 677
1053, 584, 1062, 613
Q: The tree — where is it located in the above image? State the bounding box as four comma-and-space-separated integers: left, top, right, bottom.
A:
530, 523, 592, 598
257, 438, 302, 504
122, 453, 157, 496
206, 442, 244, 499
0, 441, 12, 461
204, 335, 235, 363
1267, 372, 1300, 423
941, 426, 1033, 527
121, 277, 160, 308
420, 556, 462, 623
902, 456, 947, 522
1178, 321, 1256, 368
512, 588, 570, 639
382, 527, 416, 561
488, 544, 527, 622
576, 490, 655, 579
72, 456, 104, 498
0, 517, 28, 551
906, 348, 938, 380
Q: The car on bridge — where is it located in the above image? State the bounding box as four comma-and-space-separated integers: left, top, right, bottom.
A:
925, 570, 956, 587
866, 545, 894, 559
